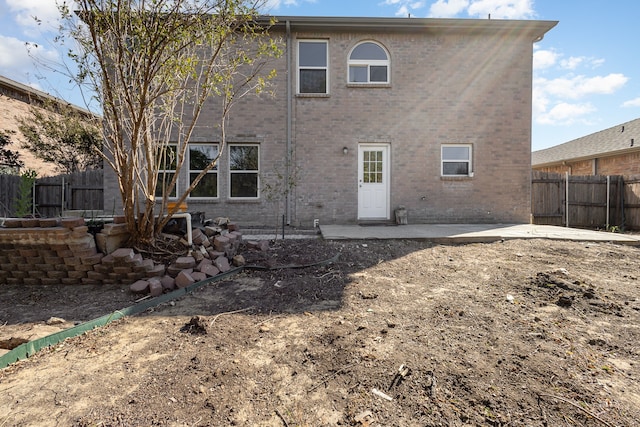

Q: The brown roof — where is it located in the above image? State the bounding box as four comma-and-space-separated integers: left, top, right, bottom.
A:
532, 117, 640, 167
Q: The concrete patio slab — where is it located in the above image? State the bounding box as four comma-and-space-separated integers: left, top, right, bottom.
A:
319, 223, 640, 245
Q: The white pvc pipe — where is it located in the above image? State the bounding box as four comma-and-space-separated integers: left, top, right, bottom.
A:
169, 212, 193, 245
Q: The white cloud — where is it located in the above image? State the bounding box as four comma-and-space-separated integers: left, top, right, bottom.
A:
5, 0, 62, 33
533, 72, 628, 126
559, 56, 583, 70
533, 48, 558, 70
383, 0, 428, 16
428, 0, 534, 19
396, 5, 410, 16
535, 102, 596, 126
541, 74, 628, 99
622, 97, 640, 108
560, 56, 604, 70
0, 35, 59, 78
467, 0, 534, 19
261, 0, 308, 12
429, 0, 470, 17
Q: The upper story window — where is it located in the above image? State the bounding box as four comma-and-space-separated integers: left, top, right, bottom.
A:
298, 40, 328, 94
348, 41, 389, 84
441, 144, 473, 177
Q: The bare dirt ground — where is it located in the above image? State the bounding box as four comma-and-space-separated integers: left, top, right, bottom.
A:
1, 237, 640, 426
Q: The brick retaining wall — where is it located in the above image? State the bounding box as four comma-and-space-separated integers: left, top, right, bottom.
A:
0, 217, 164, 286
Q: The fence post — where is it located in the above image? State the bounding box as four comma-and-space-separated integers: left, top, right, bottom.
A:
606, 175, 610, 229
32, 179, 36, 217
565, 171, 569, 227
61, 176, 65, 216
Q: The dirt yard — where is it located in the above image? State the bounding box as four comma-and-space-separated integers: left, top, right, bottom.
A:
1, 237, 639, 426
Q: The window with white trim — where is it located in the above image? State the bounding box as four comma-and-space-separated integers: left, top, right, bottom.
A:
298, 40, 328, 94
156, 144, 177, 198
441, 145, 472, 176
229, 144, 259, 198
188, 144, 218, 198
348, 41, 389, 84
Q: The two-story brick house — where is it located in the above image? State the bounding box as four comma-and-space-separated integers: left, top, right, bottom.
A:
104, 16, 556, 227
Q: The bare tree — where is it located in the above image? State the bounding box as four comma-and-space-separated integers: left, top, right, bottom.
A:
57, 0, 281, 246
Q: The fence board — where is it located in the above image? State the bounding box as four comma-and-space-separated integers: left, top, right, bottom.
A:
532, 172, 624, 229
0, 170, 103, 218
0, 174, 21, 217
623, 174, 640, 229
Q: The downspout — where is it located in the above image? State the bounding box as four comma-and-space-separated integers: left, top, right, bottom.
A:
285, 19, 293, 225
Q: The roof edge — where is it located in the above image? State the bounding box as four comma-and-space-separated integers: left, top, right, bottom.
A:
262, 15, 557, 39
0, 75, 95, 118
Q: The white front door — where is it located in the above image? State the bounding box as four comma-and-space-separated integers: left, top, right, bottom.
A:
358, 144, 390, 220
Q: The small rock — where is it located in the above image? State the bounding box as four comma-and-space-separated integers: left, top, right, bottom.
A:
180, 316, 209, 335
232, 254, 245, 267
148, 278, 163, 297
160, 275, 176, 290
175, 270, 195, 288
130, 279, 150, 294
46, 316, 66, 325
557, 295, 573, 307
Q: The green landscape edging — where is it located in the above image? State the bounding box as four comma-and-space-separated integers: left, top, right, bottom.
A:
0, 267, 243, 370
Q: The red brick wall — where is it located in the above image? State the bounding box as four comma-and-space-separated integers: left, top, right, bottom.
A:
534, 153, 640, 177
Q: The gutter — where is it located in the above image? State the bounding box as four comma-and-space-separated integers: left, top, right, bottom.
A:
285, 19, 292, 225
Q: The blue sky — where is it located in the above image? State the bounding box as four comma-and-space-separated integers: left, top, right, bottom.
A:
1, 0, 639, 151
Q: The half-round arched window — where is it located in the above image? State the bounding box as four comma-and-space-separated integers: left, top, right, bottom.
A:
348, 41, 390, 84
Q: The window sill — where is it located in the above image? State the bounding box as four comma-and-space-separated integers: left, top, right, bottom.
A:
347, 83, 391, 88
440, 175, 474, 181
296, 93, 330, 98
227, 198, 261, 203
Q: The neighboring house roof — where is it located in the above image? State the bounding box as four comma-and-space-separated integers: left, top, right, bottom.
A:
0, 75, 93, 118
532, 117, 640, 167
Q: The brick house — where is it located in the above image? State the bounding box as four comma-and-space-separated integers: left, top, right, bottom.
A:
104, 16, 556, 227
532, 117, 640, 176
0, 75, 93, 176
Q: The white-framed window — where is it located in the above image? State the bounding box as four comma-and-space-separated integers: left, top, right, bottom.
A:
188, 144, 218, 199
156, 144, 177, 198
298, 40, 328, 94
441, 144, 473, 177
229, 144, 259, 198
348, 41, 389, 84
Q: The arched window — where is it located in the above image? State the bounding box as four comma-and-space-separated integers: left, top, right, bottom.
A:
348, 41, 390, 84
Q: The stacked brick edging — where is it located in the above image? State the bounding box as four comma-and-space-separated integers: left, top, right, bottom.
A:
0, 217, 167, 286
0, 217, 103, 285
0, 217, 259, 289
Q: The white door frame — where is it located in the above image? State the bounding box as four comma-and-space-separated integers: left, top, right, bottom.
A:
357, 143, 391, 220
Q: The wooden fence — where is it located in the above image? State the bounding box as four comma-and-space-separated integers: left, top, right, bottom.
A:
0, 170, 103, 218
623, 176, 640, 230
4, 169, 640, 229
531, 171, 629, 229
